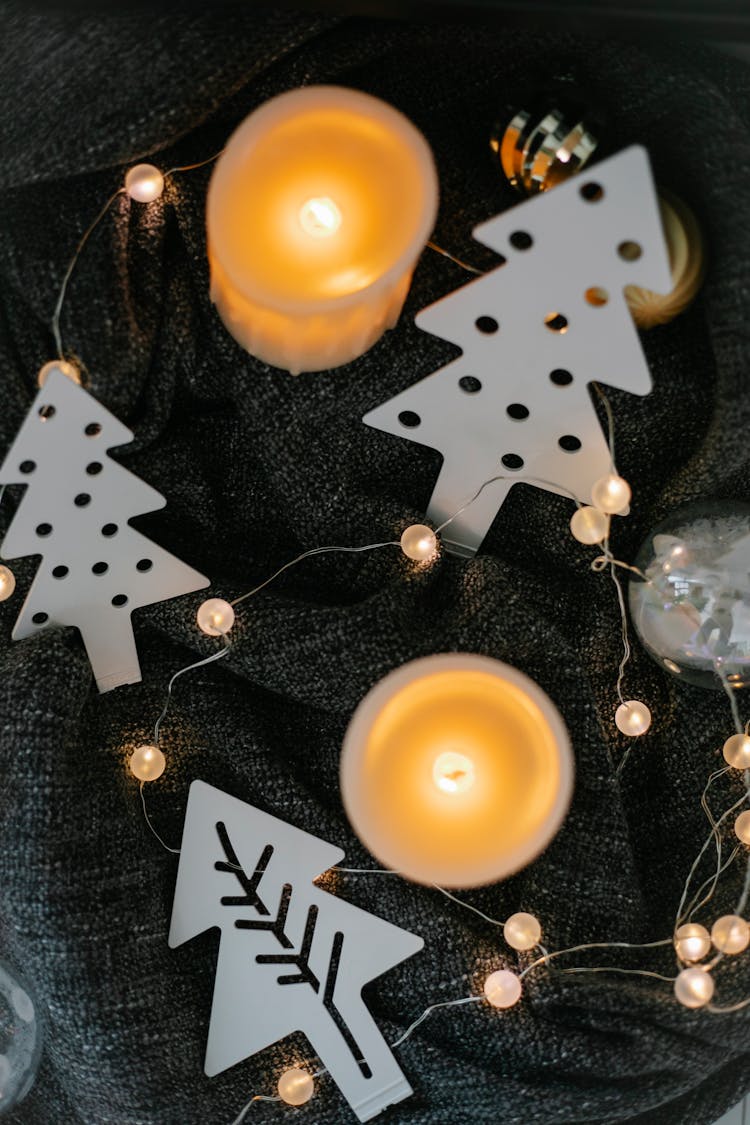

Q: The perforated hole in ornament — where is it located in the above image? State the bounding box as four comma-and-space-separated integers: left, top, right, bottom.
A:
580, 182, 604, 202
398, 411, 421, 428
92, 561, 108, 576
550, 368, 573, 386
544, 313, 569, 333
458, 376, 482, 394
618, 240, 642, 261
74, 493, 91, 508
112, 594, 128, 607
86, 462, 103, 476
52, 566, 68, 579
559, 435, 582, 452
84, 423, 101, 437
585, 287, 609, 307
136, 559, 153, 572
38, 405, 55, 421
31, 613, 48, 625
35, 523, 52, 537
507, 403, 529, 421
509, 231, 533, 250
501, 454, 524, 470
19, 461, 35, 474
101, 523, 118, 537
475, 316, 499, 334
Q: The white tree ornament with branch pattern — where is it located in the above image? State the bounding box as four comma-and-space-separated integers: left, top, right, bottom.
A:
169, 781, 424, 1122
363, 146, 672, 557
0, 367, 209, 691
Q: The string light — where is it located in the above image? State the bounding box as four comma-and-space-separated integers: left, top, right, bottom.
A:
125, 164, 165, 203
722, 732, 750, 769
735, 811, 750, 845
197, 598, 235, 636
711, 914, 749, 955
129, 744, 166, 782
590, 473, 631, 514
37, 359, 80, 388
483, 969, 522, 1009
614, 700, 651, 737
674, 923, 711, 963
674, 966, 714, 1009
569, 505, 609, 545
400, 524, 438, 562
0, 565, 15, 602
504, 912, 542, 952
277, 1068, 314, 1106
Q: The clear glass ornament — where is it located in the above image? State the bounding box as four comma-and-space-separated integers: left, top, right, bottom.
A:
0, 960, 43, 1113
629, 501, 750, 690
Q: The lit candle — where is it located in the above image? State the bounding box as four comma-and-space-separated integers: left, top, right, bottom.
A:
207, 86, 438, 374
340, 654, 573, 888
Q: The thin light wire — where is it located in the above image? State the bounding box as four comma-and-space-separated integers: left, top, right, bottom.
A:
333, 867, 403, 876
592, 382, 617, 471
430, 885, 506, 928
230, 1094, 280, 1125
520, 938, 671, 981
426, 240, 484, 276
675, 790, 750, 928
51, 186, 125, 359
230, 541, 399, 608
164, 149, 225, 176
152, 639, 231, 746
434, 473, 585, 537
139, 783, 180, 856
716, 659, 745, 737
390, 995, 483, 1049
708, 997, 750, 1015
558, 966, 676, 983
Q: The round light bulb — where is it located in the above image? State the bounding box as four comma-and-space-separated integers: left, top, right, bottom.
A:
570, 506, 610, 545
504, 912, 542, 952
723, 733, 750, 770
591, 474, 631, 515
0, 565, 16, 602
37, 359, 81, 388
711, 914, 750, 955
400, 524, 438, 562
483, 969, 522, 1009
614, 700, 652, 737
432, 750, 475, 794
298, 196, 342, 238
674, 923, 711, 963
197, 598, 235, 636
129, 744, 165, 782
277, 1067, 314, 1106
735, 811, 750, 845
125, 163, 165, 203
674, 966, 714, 1009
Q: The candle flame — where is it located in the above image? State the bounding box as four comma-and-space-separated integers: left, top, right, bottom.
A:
299, 196, 342, 238
433, 751, 476, 795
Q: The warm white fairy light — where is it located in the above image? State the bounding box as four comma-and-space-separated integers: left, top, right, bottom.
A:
0, 565, 15, 602
504, 912, 542, 952
711, 914, 749, 955
483, 969, 522, 1009
125, 164, 165, 203
400, 524, 438, 562
129, 744, 165, 782
674, 966, 714, 1009
614, 700, 651, 737
674, 923, 711, 963
277, 1067, 314, 1106
197, 598, 235, 636
591, 473, 631, 514
298, 196, 342, 239
735, 811, 750, 845
570, 505, 609, 545
37, 359, 80, 388
722, 733, 750, 770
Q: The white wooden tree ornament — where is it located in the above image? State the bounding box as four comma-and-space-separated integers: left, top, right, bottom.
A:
0, 367, 209, 691
169, 781, 424, 1122
363, 146, 673, 557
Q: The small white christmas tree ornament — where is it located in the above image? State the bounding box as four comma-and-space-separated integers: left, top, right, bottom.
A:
169, 781, 424, 1123
0, 367, 209, 691
363, 146, 673, 557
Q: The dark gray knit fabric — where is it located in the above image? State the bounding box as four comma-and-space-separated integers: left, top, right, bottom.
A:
1, 5, 750, 1123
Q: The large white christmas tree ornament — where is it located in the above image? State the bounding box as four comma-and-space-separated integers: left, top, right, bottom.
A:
169, 781, 424, 1123
0, 367, 209, 691
363, 146, 672, 556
